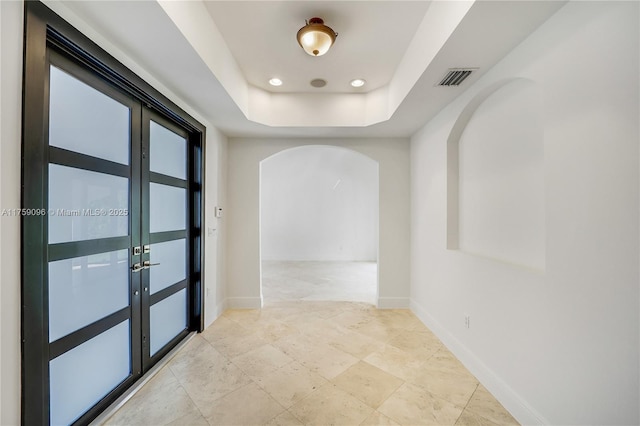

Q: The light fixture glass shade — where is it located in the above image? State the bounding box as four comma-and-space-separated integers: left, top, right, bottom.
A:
297, 18, 337, 56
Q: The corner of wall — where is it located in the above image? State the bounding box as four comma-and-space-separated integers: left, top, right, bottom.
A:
377, 297, 410, 309
226, 297, 263, 310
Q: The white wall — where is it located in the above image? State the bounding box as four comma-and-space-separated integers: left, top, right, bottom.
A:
204, 127, 228, 327
227, 138, 410, 309
1, 2, 23, 424
410, 2, 639, 425
0, 2, 228, 422
261, 145, 378, 262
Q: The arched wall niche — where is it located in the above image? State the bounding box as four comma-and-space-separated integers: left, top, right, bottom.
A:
447, 78, 546, 270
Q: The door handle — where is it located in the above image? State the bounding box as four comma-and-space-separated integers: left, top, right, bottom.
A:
131, 263, 143, 273
143, 260, 160, 269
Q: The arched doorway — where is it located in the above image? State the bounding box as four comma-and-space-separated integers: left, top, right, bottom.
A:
259, 145, 379, 305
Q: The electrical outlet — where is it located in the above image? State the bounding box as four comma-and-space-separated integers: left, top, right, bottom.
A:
464, 315, 470, 329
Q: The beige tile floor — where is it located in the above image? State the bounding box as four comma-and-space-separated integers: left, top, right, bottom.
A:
104, 262, 519, 426
261, 261, 377, 305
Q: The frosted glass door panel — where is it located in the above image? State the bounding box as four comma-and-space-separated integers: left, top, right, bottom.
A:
149, 183, 185, 232
150, 289, 187, 356
48, 249, 129, 342
50, 320, 130, 426
49, 65, 130, 165
149, 239, 186, 295
49, 164, 129, 244
150, 121, 186, 179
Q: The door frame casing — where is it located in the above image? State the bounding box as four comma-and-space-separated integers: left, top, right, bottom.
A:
21, 2, 206, 424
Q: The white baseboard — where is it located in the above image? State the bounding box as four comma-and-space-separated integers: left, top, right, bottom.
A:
410, 299, 549, 426
377, 297, 410, 309
226, 297, 263, 309
262, 257, 377, 262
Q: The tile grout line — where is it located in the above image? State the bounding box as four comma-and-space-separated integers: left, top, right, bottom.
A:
109, 292, 517, 425
160, 367, 210, 426
172, 336, 266, 423
454, 383, 481, 425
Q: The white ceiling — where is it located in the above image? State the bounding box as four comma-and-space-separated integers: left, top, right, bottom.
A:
53, 0, 567, 139
203, 1, 431, 94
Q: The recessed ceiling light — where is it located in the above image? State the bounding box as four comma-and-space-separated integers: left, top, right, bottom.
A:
269, 78, 283, 87
350, 79, 366, 88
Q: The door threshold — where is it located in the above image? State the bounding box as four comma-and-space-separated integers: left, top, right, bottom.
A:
89, 331, 197, 425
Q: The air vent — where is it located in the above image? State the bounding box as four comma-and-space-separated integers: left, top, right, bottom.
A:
438, 68, 477, 86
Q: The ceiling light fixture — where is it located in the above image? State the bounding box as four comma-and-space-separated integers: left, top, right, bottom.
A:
296, 17, 337, 57
269, 78, 283, 87
350, 79, 366, 88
